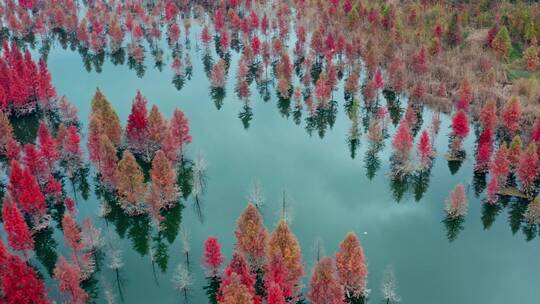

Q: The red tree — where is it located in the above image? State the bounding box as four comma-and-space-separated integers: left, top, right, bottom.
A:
501, 96, 522, 135
265, 253, 292, 299
417, 129, 433, 169
452, 110, 470, 138
307, 257, 344, 304
456, 78, 472, 111
165, 108, 192, 162
54, 256, 89, 304
126, 91, 149, 154
0, 249, 48, 304
23, 143, 48, 181
2, 195, 34, 253
479, 99, 498, 131
266, 282, 286, 304
38, 122, 59, 170
219, 272, 254, 304
37, 58, 56, 102
475, 128, 493, 172
203, 236, 225, 276
335, 232, 368, 299
392, 119, 413, 161
490, 143, 510, 185
518, 143, 539, 195
7, 159, 46, 217
218, 252, 257, 303
532, 117, 540, 142
62, 212, 82, 254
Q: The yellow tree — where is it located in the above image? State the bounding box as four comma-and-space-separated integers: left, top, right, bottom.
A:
116, 150, 146, 213
146, 150, 179, 221
267, 220, 304, 295
90, 88, 122, 146
235, 203, 268, 269
147, 105, 168, 153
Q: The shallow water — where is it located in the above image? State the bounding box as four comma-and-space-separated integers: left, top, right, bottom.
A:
2, 26, 539, 304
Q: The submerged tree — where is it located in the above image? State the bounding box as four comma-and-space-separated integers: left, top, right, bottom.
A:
417, 129, 433, 170
518, 143, 539, 196
235, 203, 268, 268
0, 240, 49, 304
2, 195, 34, 254
116, 150, 146, 213
267, 220, 304, 296
146, 150, 179, 221
381, 265, 401, 304
126, 91, 149, 155
219, 272, 253, 304
446, 184, 468, 218
307, 256, 344, 304
335, 232, 368, 302
392, 119, 413, 163
501, 96, 522, 136
54, 256, 89, 304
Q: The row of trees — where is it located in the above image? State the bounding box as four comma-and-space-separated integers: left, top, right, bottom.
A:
0, 42, 56, 115
200, 203, 377, 304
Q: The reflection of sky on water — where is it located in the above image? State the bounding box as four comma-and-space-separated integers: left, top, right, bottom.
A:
7, 26, 534, 304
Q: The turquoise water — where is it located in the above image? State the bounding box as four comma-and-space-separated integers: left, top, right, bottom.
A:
2, 28, 539, 304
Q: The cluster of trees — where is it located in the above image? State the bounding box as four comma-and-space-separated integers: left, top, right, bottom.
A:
0, 42, 56, 115
87, 89, 191, 220
0, 83, 100, 303
199, 203, 373, 304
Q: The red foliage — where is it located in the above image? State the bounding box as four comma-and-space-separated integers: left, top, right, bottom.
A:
452, 110, 470, 138
392, 119, 413, 160
374, 69, 384, 90
265, 253, 293, 299
54, 256, 89, 304
417, 129, 433, 169
23, 143, 48, 180
446, 183, 467, 217
479, 100, 498, 130
266, 282, 286, 304
501, 97, 521, 135
219, 252, 257, 303
335, 232, 368, 298
62, 212, 82, 253
490, 143, 510, 184
486, 177, 500, 204
235, 204, 268, 267
532, 117, 540, 142
2, 195, 34, 253
126, 91, 149, 154
456, 78, 472, 111
0, 250, 48, 304
475, 128, 493, 172
307, 257, 344, 304
203, 236, 225, 276
219, 272, 254, 304
518, 143, 539, 194
38, 122, 59, 169
201, 25, 212, 45
166, 108, 192, 161
37, 58, 56, 102
412, 47, 428, 75
8, 159, 46, 216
